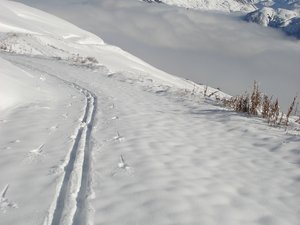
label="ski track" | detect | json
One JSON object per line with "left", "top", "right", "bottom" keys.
{"left": 3, "top": 55, "right": 97, "bottom": 225}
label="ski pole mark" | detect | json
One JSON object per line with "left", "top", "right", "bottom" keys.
{"left": 0, "top": 184, "right": 18, "bottom": 213}
{"left": 24, "top": 144, "right": 45, "bottom": 164}
{"left": 29, "top": 144, "right": 44, "bottom": 155}
{"left": 111, "top": 155, "right": 134, "bottom": 176}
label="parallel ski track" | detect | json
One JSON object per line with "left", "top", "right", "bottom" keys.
{"left": 3, "top": 55, "right": 97, "bottom": 225}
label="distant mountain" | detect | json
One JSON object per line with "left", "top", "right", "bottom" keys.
{"left": 143, "top": 0, "right": 300, "bottom": 38}
{"left": 245, "top": 4, "right": 300, "bottom": 38}
{"left": 144, "top": 0, "right": 256, "bottom": 12}
{"left": 143, "top": 0, "right": 162, "bottom": 3}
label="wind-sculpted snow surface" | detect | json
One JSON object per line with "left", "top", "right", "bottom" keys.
{"left": 3, "top": 52, "right": 299, "bottom": 225}
{"left": 0, "top": 1, "right": 300, "bottom": 225}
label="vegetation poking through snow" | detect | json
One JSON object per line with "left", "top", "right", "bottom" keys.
{"left": 223, "top": 81, "right": 298, "bottom": 126}
{"left": 202, "top": 85, "right": 219, "bottom": 98}
{"left": 249, "top": 81, "right": 261, "bottom": 115}
{"left": 286, "top": 96, "right": 297, "bottom": 126}
{"left": 0, "top": 42, "right": 9, "bottom": 51}
{"left": 69, "top": 54, "right": 99, "bottom": 67}
{"left": 203, "top": 85, "right": 208, "bottom": 97}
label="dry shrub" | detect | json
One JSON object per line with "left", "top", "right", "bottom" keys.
{"left": 223, "top": 93, "right": 249, "bottom": 113}
{"left": 279, "top": 112, "right": 284, "bottom": 125}
{"left": 236, "top": 95, "right": 250, "bottom": 113}
{"left": 262, "top": 95, "right": 270, "bottom": 119}
{"left": 203, "top": 85, "right": 208, "bottom": 97}
{"left": 222, "top": 81, "right": 295, "bottom": 126}
{"left": 285, "top": 96, "right": 297, "bottom": 126}
{"left": 208, "top": 91, "right": 219, "bottom": 98}
{"left": 294, "top": 102, "right": 299, "bottom": 116}
{"left": 268, "top": 99, "right": 280, "bottom": 125}
{"left": 70, "top": 54, "right": 99, "bottom": 66}
{"left": 0, "top": 43, "right": 7, "bottom": 51}
{"left": 202, "top": 85, "right": 219, "bottom": 98}
{"left": 249, "top": 81, "right": 261, "bottom": 115}
{"left": 191, "top": 84, "right": 196, "bottom": 96}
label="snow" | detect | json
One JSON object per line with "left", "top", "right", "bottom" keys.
{"left": 0, "top": 1, "right": 300, "bottom": 225}
{"left": 3, "top": 52, "right": 299, "bottom": 225}
{"left": 146, "top": 0, "right": 256, "bottom": 12}
{"left": 0, "top": 57, "right": 40, "bottom": 111}
{"left": 0, "top": 22, "right": 35, "bottom": 33}
{"left": 0, "top": 55, "right": 87, "bottom": 225}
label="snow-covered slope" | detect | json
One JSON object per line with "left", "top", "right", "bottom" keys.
{"left": 0, "top": 0, "right": 199, "bottom": 89}
{"left": 0, "top": 1, "right": 300, "bottom": 225}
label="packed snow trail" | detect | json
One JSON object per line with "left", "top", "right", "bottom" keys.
{"left": 47, "top": 89, "right": 95, "bottom": 225}
{"left": 2, "top": 53, "right": 300, "bottom": 225}
{"left": 2, "top": 53, "right": 97, "bottom": 225}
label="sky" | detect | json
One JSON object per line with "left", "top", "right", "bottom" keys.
{"left": 14, "top": 0, "right": 300, "bottom": 111}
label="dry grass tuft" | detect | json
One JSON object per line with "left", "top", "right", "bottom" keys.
{"left": 223, "top": 93, "right": 249, "bottom": 113}
{"left": 223, "top": 81, "right": 297, "bottom": 127}
{"left": 249, "top": 81, "right": 261, "bottom": 115}
{"left": 268, "top": 98, "right": 280, "bottom": 125}
{"left": 203, "top": 85, "right": 208, "bottom": 97}
{"left": 285, "top": 96, "right": 297, "bottom": 126}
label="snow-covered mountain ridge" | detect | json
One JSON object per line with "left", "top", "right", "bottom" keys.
{"left": 143, "top": 0, "right": 256, "bottom": 12}
{"left": 245, "top": 6, "right": 300, "bottom": 38}
{"left": 1, "top": 1, "right": 300, "bottom": 225}
{"left": 144, "top": 0, "right": 300, "bottom": 38}
{"left": 144, "top": 0, "right": 300, "bottom": 12}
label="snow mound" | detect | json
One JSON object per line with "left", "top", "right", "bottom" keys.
{"left": 0, "top": 1, "right": 104, "bottom": 45}
{"left": 0, "top": 57, "right": 41, "bottom": 111}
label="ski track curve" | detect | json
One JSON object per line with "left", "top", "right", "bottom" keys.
{"left": 3, "top": 55, "right": 97, "bottom": 225}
